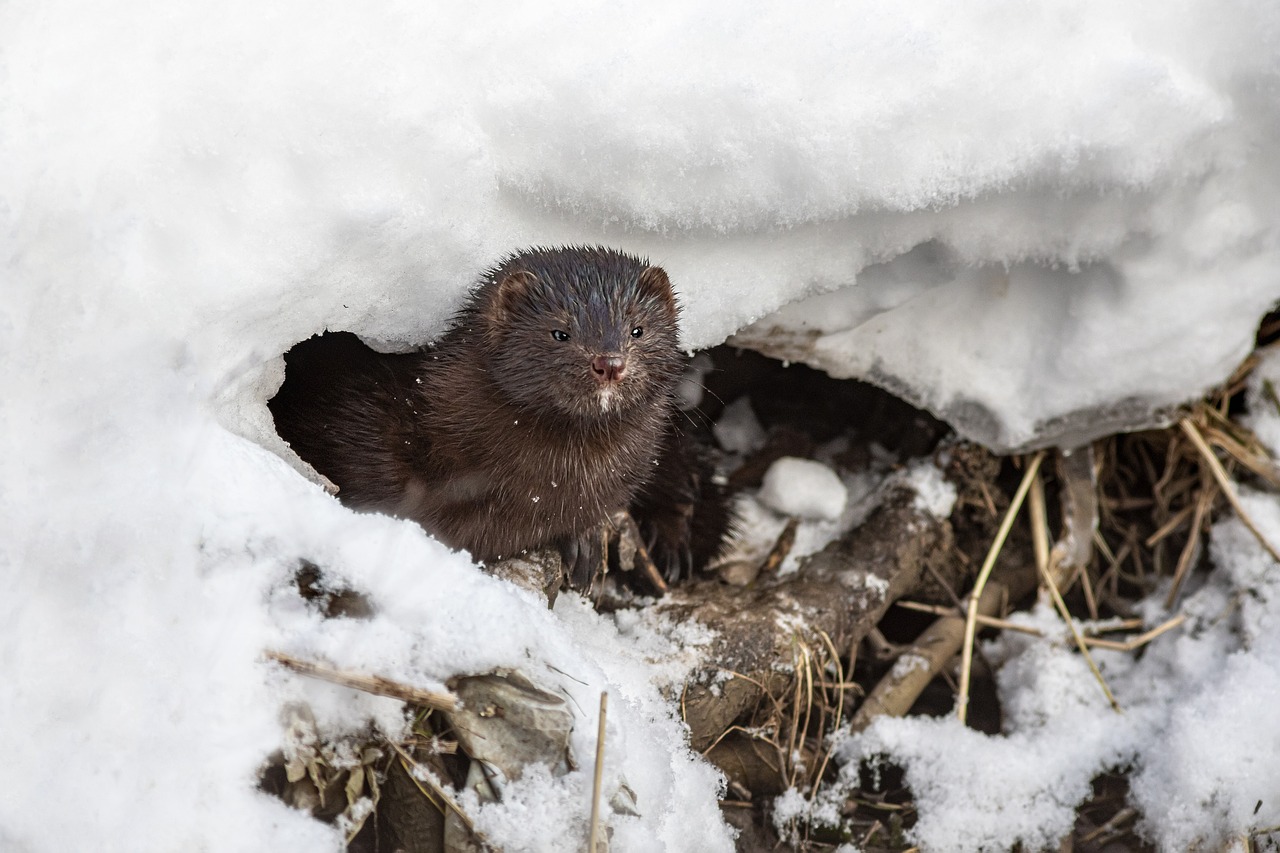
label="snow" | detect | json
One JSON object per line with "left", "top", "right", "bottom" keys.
{"left": 821, "top": 360, "right": 1280, "bottom": 852}
{"left": 713, "top": 396, "right": 767, "bottom": 456}
{"left": 4, "top": 0, "right": 1280, "bottom": 851}
{"left": 835, "top": 496, "right": 1280, "bottom": 852}
{"left": 758, "top": 457, "right": 849, "bottom": 521}
{"left": 898, "top": 457, "right": 958, "bottom": 519}
{"left": 716, "top": 450, "right": 892, "bottom": 577}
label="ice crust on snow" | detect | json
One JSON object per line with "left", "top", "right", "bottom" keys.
{"left": 5, "top": 1, "right": 1280, "bottom": 850}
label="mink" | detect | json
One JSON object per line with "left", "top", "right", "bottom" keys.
{"left": 269, "top": 246, "right": 728, "bottom": 588}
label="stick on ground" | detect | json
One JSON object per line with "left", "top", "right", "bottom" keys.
{"left": 589, "top": 692, "right": 608, "bottom": 853}
{"left": 266, "top": 650, "right": 459, "bottom": 712}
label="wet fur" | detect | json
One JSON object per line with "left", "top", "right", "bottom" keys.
{"left": 270, "top": 247, "right": 695, "bottom": 581}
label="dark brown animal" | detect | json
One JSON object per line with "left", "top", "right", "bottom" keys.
{"left": 270, "top": 246, "right": 716, "bottom": 588}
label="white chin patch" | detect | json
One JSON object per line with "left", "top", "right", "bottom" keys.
{"left": 598, "top": 387, "right": 615, "bottom": 412}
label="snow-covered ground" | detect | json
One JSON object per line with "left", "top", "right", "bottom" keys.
{"left": 826, "top": 352, "right": 1280, "bottom": 851}
{"left": 3, "top": 1, "right": 1279, "bottom": 851}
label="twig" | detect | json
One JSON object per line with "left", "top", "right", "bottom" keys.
{"left": 266, "top": 650, "right": 458, "bottom": 712}
{"left": 1181, "top": 418, "right": 1280, "bottom": 564}
{"left": 760, "top": 517, "right": 800, "bottom": 574}
{"left": 958, "top": 451, "right": 1044, "bottom": 724}
{"left": 1029, "top": 466, "right": 1121, "bottom": 712}
{"left": 589, "top": 692, "right": 608, "bottom": 853}
{"left": 976, "top": 481, "right": 999, "bottom": 517}
{"left": 1144, "top": 503, "right": 1195, "bottom": 548}
{"left": 896, "top": 600, "right": 1044, "bottom": 636}
{"left": 1165, "top": 476, "right": 1217, "bottom": 607}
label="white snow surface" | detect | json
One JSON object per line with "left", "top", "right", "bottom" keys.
{"left": 5, "top": 1, "right": 1280, "bottom": 850}
{"left": 898, "top": 457, "right": 958, "bottom": 519}
{"left": 758, "top": 457, "right": 849, "bottom": 521}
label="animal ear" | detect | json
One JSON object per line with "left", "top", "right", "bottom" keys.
{"left": 494, "top": 269, "right": 539, "bottom": 317}
{"left": 637, "top": 266, "right": 676, "bottom": 308}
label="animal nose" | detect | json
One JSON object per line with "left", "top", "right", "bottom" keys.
{"left": 591, "top": 354, "right": 626, "bottom": 384}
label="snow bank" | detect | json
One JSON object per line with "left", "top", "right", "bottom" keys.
{"left": 4, "top": 0, "right": 1280, "bottom": 850}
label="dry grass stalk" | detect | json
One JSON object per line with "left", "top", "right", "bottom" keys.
{"left": 976, "top": 481, "right": 999, "bottom": 517}
{"left": 1080, "top": 807, "right": 1138, "bottom": 844}
{"left": 1180, "top": 418, "right": 1280, "bottom": 564}
{"left": 808, "top": 629, "right": 847, "bottom": 798}
{"left": 1081, "top": 614, "right": 1187, "bottom": 652}
{"left": 958, "top": 450, "right": 1045, "bottom": 724}
{"left": 787, "top": 641, "right": 815, "bottom": 789}
{"left": 1202, "top": 422, "right": 1280, "bottom": 489}
{"left": 1031, "top": 471, "right": 1121, "bottom": 713}
{"left": 588, "top": 692, "right": 608, "bottom": 853}
{"left": 266, "top": 650, "right": 459, "bottom": 712}
{"left": 1092, "top": 530, "right": 1133, "bottom": 603}
{"left": 1076, "top": 559, "right": 1100, "bottom": 620}
{"left": 895, "top": 600, "right": 1044, "bottom": 636}
{"left": 1165, "top": 474, "right": 1217, "bottom": 607}
{"left": 709, "top": 632, "right": 849, "bottom": 801}
{"left": 1085, "top": 618, "right": 1145, "bottom": 634}
{"left": 1040, "top": 555, "right": 1121, "bottom": 712}
{"left": 898, "top": 599, "right": 1180, "bottom": 651}
{"left": 1030, "top": 459, "right": 1051, "bottom": 574}
{"left": 1144, "top": 503, "right": 1195, "bottom": 548}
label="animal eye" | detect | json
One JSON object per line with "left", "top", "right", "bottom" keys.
{"left": 631, "top": 326, "right": 644, "bottom": 338}
{"left": 551, "top": 330, "right": 570, "bottom": 342}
